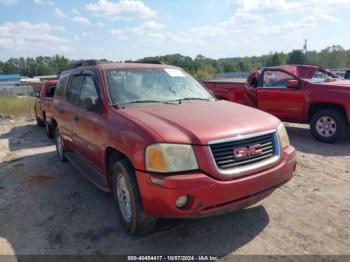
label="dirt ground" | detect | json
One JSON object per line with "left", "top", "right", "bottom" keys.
{"left": 0, "top": 118, "right": 349, "bottom": 257}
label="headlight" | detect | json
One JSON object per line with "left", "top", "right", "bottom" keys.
{"left": 278, "top": 123, "right": 290, "bottom": 149}
{"left": 145, "top": 144, "right": 198, "bottom": 173}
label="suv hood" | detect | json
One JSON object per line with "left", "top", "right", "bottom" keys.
{"left": 122, "top": 100, "right": 280, "bottom": 145}
{"left": 320, "top": 80, "right": 350, "bottom": 88}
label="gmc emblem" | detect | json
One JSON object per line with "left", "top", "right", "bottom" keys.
{"left": 234, "top": 144, "right": 263, "bottom": 159}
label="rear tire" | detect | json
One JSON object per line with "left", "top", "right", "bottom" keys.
{"left": 112, "top": 159, "right": 157, "bottom": 235}
{"left": 36, "top": 116, "right": 44, "bottom": 127}
{"left": 310, "top": 109, "right": 347, "bottom": 143}
{"left": 55, "top": 127, "right": 67, "bottom": 162}
{"left": 45, "top": 119, "right": 54, "bottom": 138}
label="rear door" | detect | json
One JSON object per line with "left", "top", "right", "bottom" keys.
{"left": 73, "top": 72, "right": 105, "bottom": 171}
{"left": 42, "top": 83, "right": 56, "bottom": 118}
{"left": 58, "top": 74, "right": 83, "bottom": 149}
{"left": 257, "top": 70, "right": 306, "bottom": 121}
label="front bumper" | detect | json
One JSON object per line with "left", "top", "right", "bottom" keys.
{"left": 136, "top": 146, "right": 296, "bottom": 218}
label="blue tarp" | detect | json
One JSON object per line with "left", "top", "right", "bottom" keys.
{"left": 0, "top": 74, "right": 21, "bottom": 81}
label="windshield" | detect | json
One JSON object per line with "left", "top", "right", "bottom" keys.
{"left": 310, "top": 69, "right": 338, "bottom": 83}
{"left": 106, "top": 68, "right": 213, "bottom": 106}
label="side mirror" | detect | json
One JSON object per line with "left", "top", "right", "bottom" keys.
{"left": 286, "top": 79, "right": 299, "bottom": 89}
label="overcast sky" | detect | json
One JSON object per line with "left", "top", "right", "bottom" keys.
{"left": 0, "top": 0, "right": 350, "bottom": 61}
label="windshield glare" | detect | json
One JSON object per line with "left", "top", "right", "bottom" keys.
{"left": 106, "top": 68, "right": 212, "bottom": 105}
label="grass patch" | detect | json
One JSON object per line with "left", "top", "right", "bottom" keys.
{"left": 0, "top": 96, "right": 37, "bottom": 116}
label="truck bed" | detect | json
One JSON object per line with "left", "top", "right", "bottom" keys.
{"left": 203, "top": 79, "right": 247, "bottom": 105}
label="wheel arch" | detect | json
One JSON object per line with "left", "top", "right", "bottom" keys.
{"left": 105, "top": 147, "right": 133, "bottom": 185}
{"left": 307, "top": 102, "right": 348, "bottom": 122}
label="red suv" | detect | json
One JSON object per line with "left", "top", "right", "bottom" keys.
{"left": 34, "top": 80, "right": 58, "bottom": 138}
{"left": 49, "top": 60, "right": 296, "bottom": 234}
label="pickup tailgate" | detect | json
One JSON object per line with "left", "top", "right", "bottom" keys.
{"left": 203, "top": 80, "right": 247, "bottom": 105}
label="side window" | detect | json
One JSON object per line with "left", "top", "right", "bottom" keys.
{"left": 79, "top": 75, "right": 99, "bottom": 109}
{"left": 263, "top": 71, "right": 295, "bottom": 88}
{"left": 344, "top": 70, "right": 350, "bottom": 80}
{"left": 46, "top": 84, "right": 56, "bottom": 97}
{"left": 66, "top": 75, "right": 83, "bottom": 106}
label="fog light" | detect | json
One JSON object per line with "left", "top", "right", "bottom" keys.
{"left": 176, "top": 195, "right": 188, "bottom": 208}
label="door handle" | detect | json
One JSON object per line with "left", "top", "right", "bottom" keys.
{"left": 74, "top": 115, "right": 80, "bottom": 122}
{"left": 260, "top": 91, "right": 269, "bottom": 97}
{"left": 58, "top": 109, "right": 64, "bottom": 114}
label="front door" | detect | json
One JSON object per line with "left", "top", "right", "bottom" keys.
{"left": 257, "top": 70, "right": 305, "bottom": 121}
{"left": 74, "top": 73, "right": 104, "bottom": 171}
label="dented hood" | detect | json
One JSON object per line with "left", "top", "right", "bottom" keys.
{"left": 319, "top": 80, "right": 350, "bottom": 88}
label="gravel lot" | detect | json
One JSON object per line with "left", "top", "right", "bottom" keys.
{"left": 0, "top": 118, "right": 349, "bottom": 257}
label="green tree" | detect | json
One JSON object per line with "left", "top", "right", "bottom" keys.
{"left": 318, "top": 45, "right": 347, "bottom": 69}
{"left": 288, "top": 50, "right": 306, "bottom": 64}
{"left": 1, "top": 45, "right": 350, "bottom": 78}
{"left": 1, "top": 59, "right": 19, "bottom": 74}
{"left": 50, "top": 55, "right": 69, "bottom": 74}
{"left": 265, "top": 52, "right": 287, "bottom": 67}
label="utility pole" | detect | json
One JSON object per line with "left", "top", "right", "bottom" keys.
{"left": 304, "top": 39, "right": 308, "bottom": 63}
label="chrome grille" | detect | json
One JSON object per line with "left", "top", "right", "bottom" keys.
{"left": 210, "top": 132, "right": 278, "bottom": 171}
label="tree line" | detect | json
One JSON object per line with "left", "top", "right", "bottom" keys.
{"left": 0, "top": 45, "right": 349, "bottom": 80}
{"left": 138, "top": 45, "right": 350, "bottom": 79}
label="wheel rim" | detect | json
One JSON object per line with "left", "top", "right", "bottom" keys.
{"left": 56, "top": 129, "right": 63, "bottom": 158}
{"left": 116, "top": 175, "right": 132, "bottom": 223}
{"left": 316, "top": 116, "right": 337, "bottom": 138}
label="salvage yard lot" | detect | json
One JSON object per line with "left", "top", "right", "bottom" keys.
{"left": 0, "top": 118, "right": 349, "bottom": 256}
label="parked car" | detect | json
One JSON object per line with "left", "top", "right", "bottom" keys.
{"left": 48, "top": 60, "right": 296, "bottom": 235}
{"left": 345, "top": 69, "right": 350, "bottom": 80}
{"left": 204, "top": 65, "right": 350, "bottom": 143}
{"left": 34, "top": 80, "right": 58, "bottom": 138}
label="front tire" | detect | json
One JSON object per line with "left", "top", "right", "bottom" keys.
{"left": 310, "top": 109, "right": 347, "bottom": 143}
{"left": 112, "top": 159, "right": 157, "bottom": 235}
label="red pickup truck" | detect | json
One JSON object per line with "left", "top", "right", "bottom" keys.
{"left": 48, "top": 60, "right": 296, "bottom": 235}
{"left": 34, "top": 80, "right": 58, "bottom": 138}
{"left": 204, "top": 65, "right": 350, "bottom": 143}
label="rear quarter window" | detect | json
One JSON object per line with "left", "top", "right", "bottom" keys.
{"left": 66, "top": 75, "right": 83, "bottom": 106}
{"left": 55, "top": 73, "right": 69, "bottom": 97}
{"left": 46, "top": 84, "right": 56, "bottom": 97}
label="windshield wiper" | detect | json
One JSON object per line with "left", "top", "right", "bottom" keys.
{"left": 175, "top": 97, "right": 212, "bottom": 102}
{"left": 119, "top": 100, "right": 177, "bottom": 106}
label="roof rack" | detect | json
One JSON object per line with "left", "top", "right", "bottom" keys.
{"left": 138, "top": 60, "right": 164, "bottom": 65}
{"left": 64, "top": 59, "right": 110, "bottom": 70}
